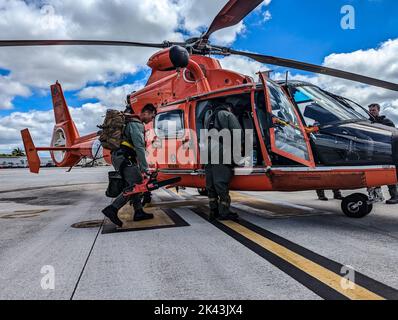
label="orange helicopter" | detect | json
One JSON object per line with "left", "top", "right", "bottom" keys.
{"left": 2, "top": 0, "right": 398, "bottom": 218}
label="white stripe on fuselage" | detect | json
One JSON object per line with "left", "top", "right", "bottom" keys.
{"left": 159, "top": 165, "right": 396, "bottom": 176}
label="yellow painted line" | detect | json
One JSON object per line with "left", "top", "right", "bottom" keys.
{"left": 222, "top": 220, "right": 384, "bottom": 301}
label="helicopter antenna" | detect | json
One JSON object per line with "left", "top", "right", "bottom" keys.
{"left": 285, "top": 71, "right": 289, "bottom": 86}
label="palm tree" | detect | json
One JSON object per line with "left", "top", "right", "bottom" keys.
{"left": 11, "top": 147, "right": 25, "bottom": 157}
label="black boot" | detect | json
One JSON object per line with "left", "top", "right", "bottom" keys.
{"left": 386, "top": 186, "right": 398, "bottom": 204}
{"left": 218, "top": 200, "right": 239, "bottom": 222}
{"left": 333, "top": 190, "right": 344, "bottom": 200}
{"left": 102, "top": 205, "right": 123, "bottom": 227}
{"left": 208, "top": 199, "right": 219, "bottom": 221}
{"left": 134, "top": 209, "right": 154, "bottom": 221}
{"left": 317, "top": 190, "right": 328, "bottom": 201}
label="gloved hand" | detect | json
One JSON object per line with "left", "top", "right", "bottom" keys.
{"left": 235, "top": 156, "right": 252, "bottom": 167}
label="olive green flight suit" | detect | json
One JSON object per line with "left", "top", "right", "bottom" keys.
{"left": 111, "top": 117, "right": 148, "bottom": 212}
{"left": 205, "top": 108, "right": 242, "bottom": 217}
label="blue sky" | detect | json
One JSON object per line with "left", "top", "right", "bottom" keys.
{"left": 1, "top": 0, "right": 397, "bottom": 117}
{"left": 244, "top": 0, "right": 398, "bottom": 59}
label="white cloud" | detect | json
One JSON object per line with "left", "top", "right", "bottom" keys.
{"left": 263, "top": 10, "right": 272, "bottom": 22}
{"left": 176, "top": 0, "right": 240, "bottom": 45}
{"left": 0, "top": 102, "right": 109, "bottom": 153}
{"left": 383, "top": 100, "right": 398, "bottom": 125}
{"left": 0, "top": 75, "right": 31, "bottom": 109}
{"left": 0, "top": 0, "right": 182, "bottom": 93}
{"left": 78, "top": 81, "right": 146, "bottom": 107}
{"left": 176, "top": 0, "right": 270, "bottom": 45}
{"left": 219, "top": 55, "right": 266, "bottom": 79}
{"left": 324, "top": 39, "right": 398, "bottom": 83}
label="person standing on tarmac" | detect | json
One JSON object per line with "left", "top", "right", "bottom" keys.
{"left": 205, "top": 103, "right": 242, "bottom": 222}
{"left": 102, "top": 104, "right": 157, "bottom": 227}
{"left": 316, "top": 190, "right": 343, "bottom": 201}
{"left": 368, "top": 103, "right": 398, "bottom": 205}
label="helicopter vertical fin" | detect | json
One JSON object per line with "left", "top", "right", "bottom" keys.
{"left": 21, "top": 129, "right": 41, "bottom": 174}
{"left": 50, "top": 81, "right": 80, "bottom": 145}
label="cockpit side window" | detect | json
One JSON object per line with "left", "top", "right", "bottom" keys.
{"left": 155, "top": 110, "right": 184, "bottom": 139}
{"left": 268, "top": 83, "right": 300, "bottom": 127}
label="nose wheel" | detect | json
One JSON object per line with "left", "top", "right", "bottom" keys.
{"left": 341, "top": 193, "right": 373, "bottom": 218}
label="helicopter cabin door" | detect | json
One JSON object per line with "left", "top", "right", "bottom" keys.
{"left": 259, "top": 72, "right": 315, "bottom": 167}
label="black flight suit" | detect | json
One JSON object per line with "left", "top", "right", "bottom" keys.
{"left": 371, "top": 115, "right": 398, "bottom": 202}
{"left": 372, "top": 115, "right": 395, "bottom": 127}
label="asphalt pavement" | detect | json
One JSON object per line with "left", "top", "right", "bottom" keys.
{"left": 0, "top": 167, "right": 397, "bottom": 300}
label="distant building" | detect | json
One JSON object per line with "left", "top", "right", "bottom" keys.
{"left": 0, "top": 156, "right": 54, "bottom": 169}
{"left": 0, "top": 156, "right": 108, "bottom": 169}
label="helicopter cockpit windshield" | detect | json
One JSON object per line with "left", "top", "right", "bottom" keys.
{"left": 290, "top": 85, "right": 367, "bottom": 127}
{"left": 332, "top": 95, "right": 371, "bottom": 120}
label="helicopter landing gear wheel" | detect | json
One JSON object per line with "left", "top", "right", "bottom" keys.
{"left": 341, "top": 193, "right": 373, "bottom": 218}
{"left": 197, "top": 188, "right": 208, "bottom": 196}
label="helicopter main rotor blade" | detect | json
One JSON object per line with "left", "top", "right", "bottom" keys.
{"left": 202, "top": 0, "right": 264, "bottom": 41}
{"left": 0, "top": 40, "right": 170, "bottom": 49}
{"left": 230, "top": 49, "right": 398, "bottom": 92}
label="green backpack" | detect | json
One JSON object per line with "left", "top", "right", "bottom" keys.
{"left": 98, "top": 110, "right": 125, "bottom": 151}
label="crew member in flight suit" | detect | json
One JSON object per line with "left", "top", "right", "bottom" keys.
{"left": 368, "top": 103, "right": 398, "bottom": 204}
{"left": 205, "top": 103, "right": 242, "bottom": 221}
{"left": 102, "top": 104, "right": 157, "bottom": 227}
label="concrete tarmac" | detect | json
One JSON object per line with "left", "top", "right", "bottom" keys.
{"left": 0, "top": 167, "right": 397, "bottom": 300}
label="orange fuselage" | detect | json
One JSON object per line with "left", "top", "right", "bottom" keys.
{"left": 22, "top": 52, "right": 398, "bottom": 192}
